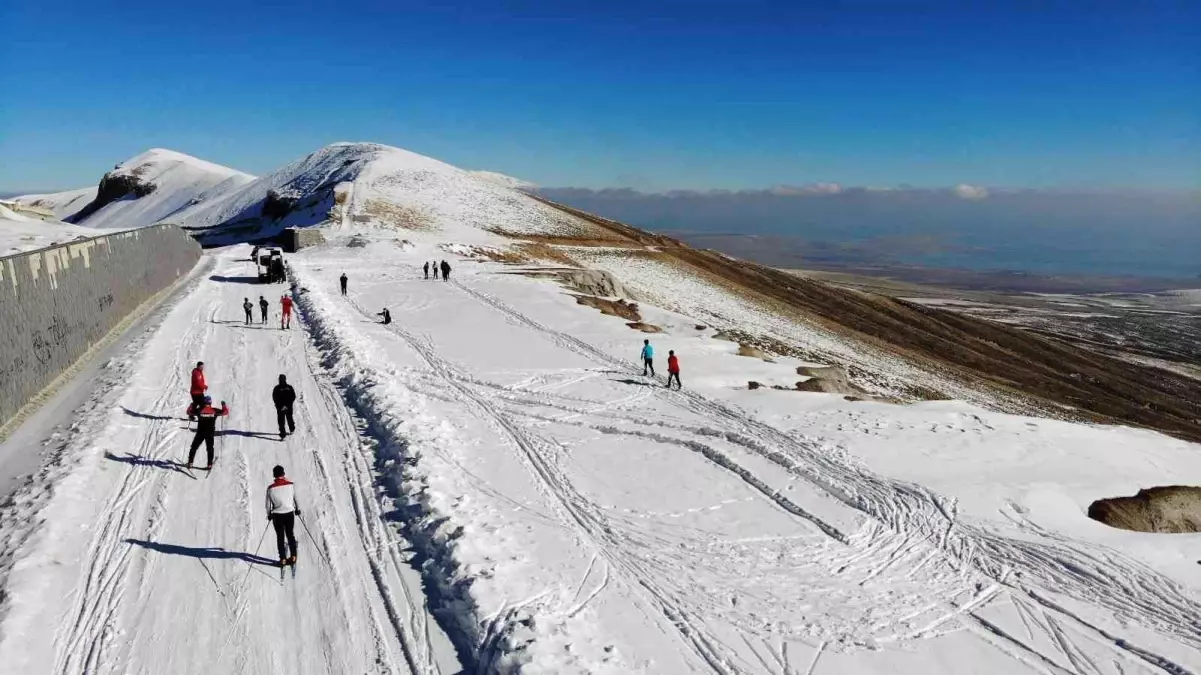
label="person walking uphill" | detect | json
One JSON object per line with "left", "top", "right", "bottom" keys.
{"left": 440, "top": 260, "right": 451, "bottom": 281}
{"left": 272, "top": 374, "right": 297, "bottom": 440}
{"left": 266, "top": 465, "right": 300, "bottom": 567}
{"left": 339, "top": 273, "right": 348, "bottom": 296}
{"left": 641, "top": 339, "right": 655, "bottom": 376}
{"left": 188, "top": 362, "right": 207, "bottom": 422}
{"left": 243, "top": 297, "right": 253, "bottom": 325}
{"left": 280, "top": 294, "right": 293, "bottom": 329}
{"left": 187, "top": 395, "right": 229, "bottom": 470}
{"left": 666, "top": 350, "right": 681, "bottom": 390}
{"left": 258, "top": 296, "right": 269, "bottom": 324}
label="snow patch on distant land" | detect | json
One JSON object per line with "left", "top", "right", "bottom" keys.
{"left": 0, "top": 206, "right": 115, "bottom": 255}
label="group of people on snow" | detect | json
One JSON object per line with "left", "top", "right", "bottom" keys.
{"left": 241, "top": 295, "right": 293, "bottom": 328}
{"left": 423, "top": 260, "right": 452, "bottom": 281}
{"left": 641, "top": 339, "right": 682, "bottom": 389}
{"left": 185, "top": 360, "right": 302, "bottom": 567}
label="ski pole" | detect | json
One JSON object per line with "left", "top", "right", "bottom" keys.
{"left": 297, "top": 514, "right": 332, "bottom": 568}
{"left": 237, "top": 522, "right": 271, "bottom": 590}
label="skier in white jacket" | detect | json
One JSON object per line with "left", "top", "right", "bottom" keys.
{"left": 266, "top": 465, "right": 300, "bottom": 566}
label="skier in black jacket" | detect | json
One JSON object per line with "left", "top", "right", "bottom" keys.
{"left": 243, "top": 297, "right": 253, "bottom": 325}
{"left": 188, "top": 396, "right": 229, "bottom": 470}
{"left": 440, "top": 260, "right": 451, "bottom": 281}
{"left": 272, "top": 374, "right": 297, "bottom": 440}
{"left": 258, "top": 296, "right": 269, "bottom": 324}
{"left": 377, "top": 308, "right": 391, "bottom": 324}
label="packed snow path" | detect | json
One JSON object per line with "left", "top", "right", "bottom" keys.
{"left": 0, "top": 251, "right": 458, "bottom": 674}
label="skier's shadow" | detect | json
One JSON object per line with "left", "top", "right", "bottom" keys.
{"left": 221, "top": 429, "right": 280, "bottom": 440}
{"left": 105, "top": 451, "right": 193, "bottom": 478}
{"left": 611, "top": 378, "right": 655, "bottom": 387}
{"left": 121, "top": 407, "right": 180, "bottom": 422}
{"left": 126, "top": 539, "right": 278, "bottom": 566}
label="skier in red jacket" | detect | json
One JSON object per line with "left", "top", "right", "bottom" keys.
{"left": 188, "top": 362, "right": 207, "bottom": 421}
{"left": 666, "top": 351, "right": 681, "bottom": 390}
{"left": 280, "top": 295, "right": 294, "bottom": 329}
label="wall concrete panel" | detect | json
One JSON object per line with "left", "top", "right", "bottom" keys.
{"left": 0, "top": 224, "right": 200, "bottom": 427}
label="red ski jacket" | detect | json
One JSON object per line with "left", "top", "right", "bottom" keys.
{"left": 667, "top": 355, "right": 680, "bottom": 373}
{"left": 280, "top": 296, "right": 294, "bottom": 313}
{"left": 190, "top": 368, "right": 207, "bottom": 395}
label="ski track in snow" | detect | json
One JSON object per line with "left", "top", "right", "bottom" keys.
{"left": 0, "top": 250, "right": 458, "bottom": 675}
{"left": 360, "top": 269, "right": 1197, "bottom": 673}
{"left": 2, "top": 238, "right": 1198, "bottom": 674}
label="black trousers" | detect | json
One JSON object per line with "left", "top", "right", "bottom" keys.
{"left": 244, "top": 309, "right": 252, "bottom": 324}
{"left": 340, "top": 284, "right": 347, "bottom": 295}
{"left": 260, "top": 307, "right": 267, "bottom": 323}
{"left": 277, "top": 406, "right": 295, "bottom": 436}
{"left": 188, "top": 429, "right": 214, "bottom": 466}
{"left": 643, "top": 357, "right": 655, "bottom": 376}
{"left": 272, "top": 513, "right": 297, "bottom": 560}
{"left": 190, "top": 393, "right": 205, "bottom": 418}
{"left": 667, "top": 372, "right": 681, "bottom": 389}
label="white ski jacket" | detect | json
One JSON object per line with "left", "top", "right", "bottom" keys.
{"left": 266, "top": 478, "right": 299, "bottom": 515}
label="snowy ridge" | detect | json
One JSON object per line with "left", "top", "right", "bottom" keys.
{"left": 11, "top": 187, "right": 98, "bottom": 221}
{"left": 467, "top": 170, "right": 537, "bottom": 190}
{"left": 175, "top": 143, "right": 599, "bottom": 244}
{"left": 14, "top": 149, "right": 253, "bottom": 229}
{"left": 0, "top": 204, "right": 115, "bottom": 255}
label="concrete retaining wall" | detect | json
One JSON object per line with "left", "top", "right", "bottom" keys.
{"left": 0, "top": 224, "right": 200, "bottom": 428}
{"left": 282, "top": 227, "right": 325, "bottom": 252}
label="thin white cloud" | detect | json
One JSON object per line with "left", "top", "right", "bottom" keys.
{"left": 952, "top": 184, "right": 989, "bottom": 199}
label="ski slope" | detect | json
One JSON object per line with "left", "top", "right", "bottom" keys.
{"left": 0, "top": 251, "right": 458, "bottom": 675}
{"left": 1, "top": 140, "right": 1198, "bottom": 673}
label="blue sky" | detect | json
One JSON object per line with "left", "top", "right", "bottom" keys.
{"left": 1, "top": 0, "right": 1197, "bottom": 192}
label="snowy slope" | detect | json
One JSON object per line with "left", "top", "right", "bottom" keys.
{"left": 1, "top": 143, "right": 1198, "bottom": 674}
{"left": 172, "top": 143, "right": 603, "bottom": 245}
{"left": 13, "top": 187, "right": 98, "bottom": 221}
{"left": 0, "top": 204, "right": 114, "bottom": 255}
{"left": 467, "top": 170, "right": 537, "bottom": 190}
{"left": 15, "top": 149, "right": 253, "bottom": 230}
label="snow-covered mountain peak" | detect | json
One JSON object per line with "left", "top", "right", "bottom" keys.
{"left": 176, "top": 142, "right": 600, "bottom": 245}
{"left": 15, "top": 148, "right": 254, "bottom": 228}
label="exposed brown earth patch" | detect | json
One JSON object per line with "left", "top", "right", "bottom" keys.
{"left": 1088, "top": 486, "right": 1201, "bottom": 533}
{"left": 627, "top": 322, "right": 662, "bottom": 333}
{"left": 361, "top": 199, "right": 435, "bottom": 230}
{"left": 575, "top": 295, "right": 641, "bottom": 321}
{"left": 736, "top": 344, "right": 773, "bottom": 361}
{"left": 528, "top": 200, "right": 1201, "bottom": 442}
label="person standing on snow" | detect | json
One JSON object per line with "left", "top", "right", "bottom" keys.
{"left": 259, "top": 296, "right": 269, "bottom": 324}
{"left": 280, "top": 294, "right": 294, "bottom": 329}
{"left": 431, "top": 260, "right": 439, "bottom": 279}
{"left": 188, "top": 361, "right": 207, "bottom": 421}
{"left": 666, "top": 350, "right": 681, "bottom": 390}
{"left": 423, "top": 261, "right": 429, "bottom": 279}
{"left": 272, "top": 374, "right": 297, "bottom": 440}
{"left": 243, "top": 297, "right": 253, "bottom": 325}
{"left": 640, "top": 339, "right": 655, "bottom": 376}
{"left": 377, "top": 308, "right": 391, "bottom": 324}
{"left": 339, "top": 273, "right": 348, "bottom": 296}
{"left": 187, "top": 395, "right": 229, "bottom": 471}
{"left": 440, "top": 260, "right": 451, "bottom": 281}
{"left": 266, "top": 465, "right": 300, "bottom": 567}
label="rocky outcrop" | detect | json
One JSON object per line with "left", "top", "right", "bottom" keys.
{"left": 262, "top": 188, "right": 302, "bottom": 220}
{"left": 67, "top": 168, "right": 156, "bottom": 223}
{"left": 794, "top": 365, "right": 866, "bottom": 396}
{"left": 557, "top": 269, "right": 638, "bottom": 300}
{"left": 1088, "top": 486, "right": 1201, "bottom": 533}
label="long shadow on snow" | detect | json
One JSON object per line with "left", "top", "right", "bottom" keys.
{"left": 121, "top": 407, "right": 184, "bottom": 422}
{"left": 219, "top": 429, "right": 280, "bottom": 441}
{"left": 126, "top": 538, "right": 278, "bottom": 566}
{"left": 105, "top": 452, "right": 194, "bottom": 479}
{"left": 208, "top": 274, "right": 260, "bottom": 284}
{"left": 611, "top": 378, "right": 655, "bottom": 387}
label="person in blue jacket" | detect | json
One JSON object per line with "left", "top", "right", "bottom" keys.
{"left": 640, "top": 339, "right": 655, "bottom": 376}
